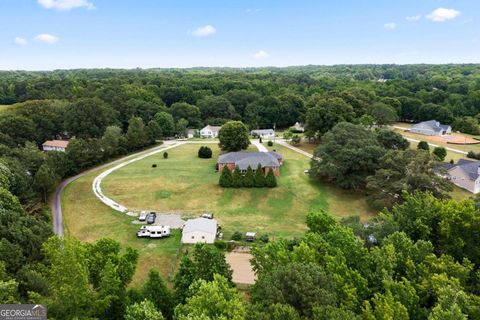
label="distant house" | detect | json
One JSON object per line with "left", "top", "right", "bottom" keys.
{"left": 409, "top": 120, "right": 451, "bottom": 136}
{"left": 200, "top": 125, "right": 221, "bottom": 138}
{"left": 218, "top": 151, "right": 283, "bottom": 176}
{"left": 443, "top": 159, "right": 480, "bottom": 194}
{"left": 42, "top": 140, "right": 69, "bottom": 152}
{"left": 292, "top": 122, "right": 305, "bottom": 132}
{"left": 251, "top": 129, "right": 274, "bottom": 139}
{"left": 181, "top": 218, "right": 218, "bottom": 244}
{"left": 186, "top": 128, "right": 197, "bottom": 139}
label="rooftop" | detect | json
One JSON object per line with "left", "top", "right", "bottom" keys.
{"left": 183, "top": 218, "right": 217, "bottom": 234}
{"left": 447, "top": 159, "right": 480, "bottom": 180}
{"left": 42, "top": 140, "right": 69, "bottom": 148}
{"left": 218, "top": 151, "right": 282, "bottom": 170}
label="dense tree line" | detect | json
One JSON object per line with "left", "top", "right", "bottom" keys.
{"left": 2, "top": 65, "right": 480, "bottom": 136}
{"left": 311, "top": 122, "right": 452, "bottom": 209}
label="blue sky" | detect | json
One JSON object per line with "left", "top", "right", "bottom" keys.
{"left": 0, "top": 0, "right": 479, "bottom": 70}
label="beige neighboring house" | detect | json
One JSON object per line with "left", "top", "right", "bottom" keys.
{"left": 444, "top": 159, "right": 480, "bottom": 194}
{"left": 181, "top": 218, "right": 218, "bottom": 244}
{"left": 200, "top": 125, "right": 221, "bottom": 138}
{"left": 186, "top": 128, "right": 197, "bottom": 139}
{"left": 42, "top": 140, "right": 69, "bottom": 152}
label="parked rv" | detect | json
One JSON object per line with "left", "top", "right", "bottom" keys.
{"left": 137, "top": 225, "right": 171, "bottom": 238}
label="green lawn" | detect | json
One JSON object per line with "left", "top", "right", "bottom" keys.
{"left": 102, "top": 143, "right": 372, "bottom": 240}
{"left": 62, "top": 168, "right": 183, "bottom": 287}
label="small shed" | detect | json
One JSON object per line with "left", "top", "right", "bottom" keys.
{"left": 181, "top": 218, "right": 217, "bottom": 244}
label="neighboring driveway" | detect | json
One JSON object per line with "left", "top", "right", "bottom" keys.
{"left": 251, "top": 139, "right": 269, "bottom": 152}
{"left": 276, "top": 139, "right": 314, "bottom": 158}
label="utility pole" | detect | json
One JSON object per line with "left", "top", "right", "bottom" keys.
{"left": 273, "top": 122, "right": 276, "bottom": 145}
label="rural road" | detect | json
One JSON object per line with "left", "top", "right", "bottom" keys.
{"left": 392, "top": 126, "right": 468, "bottom": 155}
{"left": 51, "top": 140, "right": 181, "bottom": 236}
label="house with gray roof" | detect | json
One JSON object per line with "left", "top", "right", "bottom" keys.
{"left": 181, "top": 218, "right": 218, "bottom": 244}
{"left": 218, "top": 151, "right": 283, "bottom": 176}
{"left": 251, "top": 129, "right": 275, "bottom": 139}
{"left": 445, "top": 159, "right": 480, "bottom": 194}
{"left": 200, "top": 125, "right": 222, "bottom": 138}
{"left": 409, "top": 120, "right": 451, "bottom": 136}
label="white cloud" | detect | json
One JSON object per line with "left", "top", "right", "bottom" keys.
{"left": 35, "top": 34, "right": 59, "bottom": 44}
{"left": 384, "top": 22, "right": 397, "bottom": 30}
{"left": 38, "top": 0, "right": 94, "bottom": 11}
{"left": 426, "top": 8, "right": 460, "bottom": 22}
{"left": 406, "top": 15, "right": 421, "bottom": 22}
{"left": 191, "top": 25, "right": 216, "bottom": 37}
{"left": 14, "top": 37, "right": 27, "bottom": 46}
{"left": 252, "top": 50, "right": 270, "bottom": 59}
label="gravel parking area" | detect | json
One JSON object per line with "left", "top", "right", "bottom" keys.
{"left": 154, "top": 214, "right": 185, "bottom": 228}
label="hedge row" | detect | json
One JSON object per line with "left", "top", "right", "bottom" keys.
{"left": 219, "top": 164, "right": 277, "bottom": 188}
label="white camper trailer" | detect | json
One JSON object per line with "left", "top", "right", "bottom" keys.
{"left": 137, "top": 225, "right": 171, "bottom": 238}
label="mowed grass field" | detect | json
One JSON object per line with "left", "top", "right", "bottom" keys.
{"left": 102, "top": 143, "right": 372, "bottom": 240}
{"left": 62, "top": 168, "right": 183, "bottom": 287}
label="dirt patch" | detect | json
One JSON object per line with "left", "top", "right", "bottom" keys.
{"left": 226, "top": 252, "right": 256, "bottom": 285}
{"left": 428, "top": 133, "right": 479, "bottom": 145}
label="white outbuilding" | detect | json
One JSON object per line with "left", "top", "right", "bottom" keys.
{"left": 181, "top": 218, "right": 217, "bottom": 244}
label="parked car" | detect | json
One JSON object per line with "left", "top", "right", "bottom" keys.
{"left": 200, "top": 212, "right": 214, "bottom": 219}
{"left": 138, "top": 211, "right": 147, "bottom": 221}
{"left": 146, "top": 212, "right": 156, "bottom": 224}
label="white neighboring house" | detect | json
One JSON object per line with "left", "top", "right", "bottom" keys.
{"left": 186, "top": 129, "right": 197, "bottom": 139}
{"left": 181, "top": 218, "right": 217, "bottom": 244}
{"left": 409, "top": 120, "right": 451, "bottom": 136}
{"left": 444, "top": 159, "right": 480, "bottom": 194}
{"left": 292, "top": 122, "right": 305, "bottom": 132}
{"left": 42, "top": 140, "right": 69, "bottom": 152}
{"left": 200, "top": 125, "right": 221, "bottom": 138}
{"left": 251, "top": 129, "right": 275, "bottom": 139}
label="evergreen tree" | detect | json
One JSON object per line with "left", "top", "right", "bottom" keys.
{"left": 254, "top": 164, "right": 266, "bottom": 187}
{"left": 232, "top": 166, "right": 243, "bottom": 188}
{"left": 219, "top": 167, "right": 233, "bottom": 188}
{"left": 243, "top": 166, "right": 254, "bottom": 187}
{"left": 265, "top": 169, "right": 277, "bottom": 188}
{"left": 141, "top": 270, "right": 173, "bottom": 320}
{"left": 33, "top": 163, "right": 59, "bottom": 203}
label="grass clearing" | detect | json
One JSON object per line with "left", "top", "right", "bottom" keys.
{"left": 102, "top": 143, "right": 372, "bottom": 240}
{"left": 62, "top": 167, "right": 182, "bottom": 287}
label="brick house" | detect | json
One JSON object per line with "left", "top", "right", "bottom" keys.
{"left": 217, "top": 151, "right": 283, "bottom": 176}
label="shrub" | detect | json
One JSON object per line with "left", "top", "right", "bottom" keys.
{"left": 198, "top": 146, "right": 213, "bottom": 159}
{"left": 243, "top": 166, "right": 255, "bottom": 187}
{"left": 219, "top": 166, "right": 233, "bottom": 187}
{"left": 231, "top": 231, "right": 242, "bottom": 241}
{"left": 232, "top": 167, "right": 243, "bottom": 188}
{"left": 265, "top": 169, "right": 278, "bottom": 188}
{"left": 267, "top": 140, "right": 273, "bottom": 147}
{"left": 254, "top": 164, "right": 266, "bottom": 187}
{"left": 214, "top": 240, "right": 227, "bottom": 250}
{"left": 226, "top": 241, "right": 236, "bottom": 252}
{"left": 417, "top": 141, "right": 430, "bottom": 151}
{"left": 291, "top": 135, "right": 301, "bottom": 145}
{"left": 152, "top": 164, "right": 157, "bottom": 168}
{"left": 432, "top": 147, "right": 447, "bottom": 161}
{"left": 163, "top": 151, "right": 168, "bottom": 159}
{"left": 259, "top": 234, "right": 269, "bottom": 243}
{"left": 468, "top": 151, "right": 480, "bottom": 160}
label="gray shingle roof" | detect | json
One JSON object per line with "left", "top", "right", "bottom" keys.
{"left": 251, "top": 129, "right": 274, "bottom": 135}
{"left": 411, "top": 120, "right": 451, "bottom": 133}
{"left": 218, "top": 151, "right": 281, "bottom": 170}
{"left": 448, "top": 159, "right": 480, "bottom": 180}
{"left": 183, "top": 218, "right": 217, "bottom": 234}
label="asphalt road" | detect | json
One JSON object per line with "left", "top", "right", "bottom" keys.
{"left": 50, "top": 142, "right": 178, "bottom": 236}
